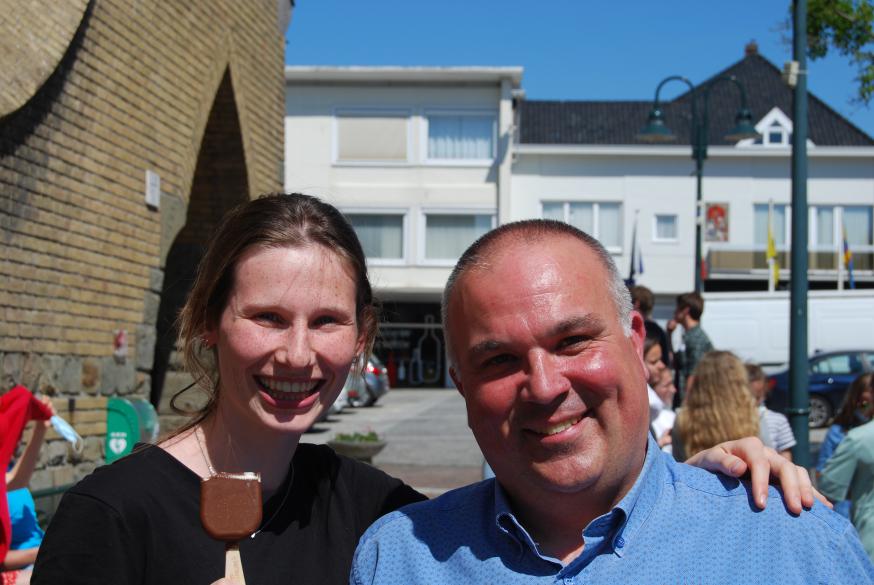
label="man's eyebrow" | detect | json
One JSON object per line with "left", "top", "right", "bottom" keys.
{"left": 468, "top": 339, "right": 506, "bottom": 359}
{"left": 548, "top": 314, "right": 604, "bottom": 337}
{"left": 466, "top": 315, "right": 604, "bottom": 359}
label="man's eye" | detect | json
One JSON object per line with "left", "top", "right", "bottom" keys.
{"left": 558, "top": 335, "right": 588, "bottom": 350}
{"left": 483, "top": 354, "right": 516, "bottom": 368}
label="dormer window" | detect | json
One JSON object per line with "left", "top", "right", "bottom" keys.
{"left": 737, "top": 107, "right": 810, "bottom": 148}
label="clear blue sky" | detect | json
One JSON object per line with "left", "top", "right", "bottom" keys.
{"left": 284, "top": 0, "right": 874, "bottom": 139}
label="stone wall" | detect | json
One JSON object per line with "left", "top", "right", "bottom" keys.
{"left": 1, "top": 0, "right": 286, "bottom": 490}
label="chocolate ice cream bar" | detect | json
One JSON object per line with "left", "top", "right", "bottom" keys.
{"left": 200, "top": 472, "right": 263, "bottom": 541}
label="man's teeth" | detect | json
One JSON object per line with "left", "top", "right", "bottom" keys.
{"left": 258, "top": 378, "right": 318, "bottom": 396}
{"left": 539, "top": 416, "right": 583, "bottom": 436}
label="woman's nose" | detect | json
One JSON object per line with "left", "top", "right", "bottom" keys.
{"left": 275, "top": 328, "right": 315, "bottom": 368}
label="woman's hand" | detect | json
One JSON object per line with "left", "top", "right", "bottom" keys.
{"left": 686, "top": 436, "right": 831, "bottom": 515}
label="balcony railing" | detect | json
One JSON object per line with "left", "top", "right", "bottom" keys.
{"left": 706, "top": 244, "right": 874, "bottom": 279}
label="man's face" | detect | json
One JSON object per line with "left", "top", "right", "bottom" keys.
{"left": 448, "top": 235, "right": 649, "bottom": 504}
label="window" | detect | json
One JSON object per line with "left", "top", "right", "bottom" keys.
{"left": 653, "top": 214, "right": 678, "bottom": 241}
{"left": 542, "top": 201, "right": 622, "bottom": 250}
{"left": 737, "top": 108, "right": 805, "bottom": 148}
{"left": 426, "top": 112, "right": 496, "bottom": 161}
{"left": 844, "top": 206, "right": 874, "bottom": 246}
{"left": 423, "top": 212, "right": 494, "bottom": 261}
{"left": 753, "top": 204, "right": 789, "bottom": 247}
{"left": 345, "top": 213, "right": 405, "bottom": 261}
{"left": 814, "top": 206, "right": 835, "bottom": 248}
{"left": 335, "top": 112, "right": 408, "bottom": 163}
{"left": 810, "top": 353, "right": 865, "bottom": 375}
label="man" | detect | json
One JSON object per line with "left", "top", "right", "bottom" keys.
{"left": 666, "top": 291, "right": 713, "bottom": 398}
{"left": 630, "top": 285, "right": 669, "bottom": 367}
{"left": 351, "top": 220, "right": 873, "bottom": 584}
{"left": 819, "top": 392, "right": 874, "bottom": 560}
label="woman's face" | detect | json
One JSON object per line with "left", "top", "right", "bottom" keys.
{"left": 644, "top": 344, "right": 665, "bottom": 384}
{"left": 654, "top": 368, "right": 677, "bottom": 405}
{"left": 208, "top": 244, "right": 364, "bottom": 438}
{"left": 859, "top": 386, "right": 874, "bottom": 418}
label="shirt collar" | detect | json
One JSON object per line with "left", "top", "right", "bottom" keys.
{"left": 492, "top": 436, "right": 666, "bottom": 562}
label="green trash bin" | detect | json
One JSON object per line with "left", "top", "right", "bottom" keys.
{"left": 105, "top": 398, "right": 160, "bottom": 463}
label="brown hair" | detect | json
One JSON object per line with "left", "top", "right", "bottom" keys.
{"left": 745, "top": 363, "right": 766, "bottom": 383}
{"left": 676, "top": 351, "right": 759, "bottom": 455}
{"left": 630, "top": 285, "right": 655, "bottom": 317}
{"left": 172, "top": 193, "right": 377, "bottom": 430}
{"left": 676, "top": 292, "right": 705, "bottom": 321}
{"left": 833, "top": 372, "right": 873, "bottom": 430}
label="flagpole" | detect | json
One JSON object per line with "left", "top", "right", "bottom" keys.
{"left": 767, "top": 199, "right": 775, "bottom": 293}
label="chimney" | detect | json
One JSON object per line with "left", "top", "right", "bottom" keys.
{"left": 745, "top": 40, "right": 759, "bottom": 56}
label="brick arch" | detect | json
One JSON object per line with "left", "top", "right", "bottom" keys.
{"left": 150, "top": 68, "right": 249, "bottom": 413}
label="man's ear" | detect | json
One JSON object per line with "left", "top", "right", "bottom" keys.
{"left": 449, "top": 367, "right": 465, "bottom": 398}
{"left": 630, "top": 312, "right": 647, "bottom": 376}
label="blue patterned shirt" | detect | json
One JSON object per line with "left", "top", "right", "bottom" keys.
{"left": 351, "top": 437, "right": 874, "bottom": 584}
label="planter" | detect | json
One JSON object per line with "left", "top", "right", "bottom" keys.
{"left": 327, "top": 440, "right": 387, "bottom": 463}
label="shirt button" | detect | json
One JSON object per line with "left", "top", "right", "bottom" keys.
{"left": 563, "top": 578, "right": 574, "bottom": 585}
{"left": 615, "top": 536, "right": 625, "bottom": 548}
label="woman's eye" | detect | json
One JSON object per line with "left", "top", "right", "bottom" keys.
{"left": 313, "top": 315, "right": 338, "bottom": 327}
{"left": 255, "top": 312, "right": 282, "bottom": 324}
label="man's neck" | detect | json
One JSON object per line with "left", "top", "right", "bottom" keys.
{"left": 682, "top": 317, "right": 700, "bottom": 331}
{"left": 500, "top": 448, "right": 648, "bottom": 564}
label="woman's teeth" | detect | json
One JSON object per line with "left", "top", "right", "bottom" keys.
{"left": 257, "top": 377, "right": 318, "bottom": 399}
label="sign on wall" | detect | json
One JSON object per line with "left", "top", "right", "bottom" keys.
{"left": 705, "top": 203, "right": 730, "bottom": 242}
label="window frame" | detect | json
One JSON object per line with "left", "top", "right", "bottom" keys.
{"left": 652, "top": 213, "right": 679, "bottom": 243}
{"left": 417, "top": 207, "right": 497, "bottom": 266}
{"left": 753, "top": 202, "right": 791, "bottom": 249}
{"left": 421, "top": 108, "right": 498, "bottom": 167}
{"left": 342, "top": 207, "right": 410, "bottom": 266}
{"left": 539, "top": 200, "right": 624, "bottom": 253}
{"left": 332, "top": 107, "right": 413, "bottom": 166}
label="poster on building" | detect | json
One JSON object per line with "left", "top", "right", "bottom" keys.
{"left": 705, "top": 203, "right": 730, "bottom": 242}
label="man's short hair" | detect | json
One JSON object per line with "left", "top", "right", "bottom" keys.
{"left": 675, "top": 292, "right": 705, "bottom": 321}
{"left": 441, "top": 219, "right": 633, "bottom": 367}
{"left": 630, "top": 285, "right": 654, "bottom": 317}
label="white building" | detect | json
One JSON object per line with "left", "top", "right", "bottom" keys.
{"left": 284, "top": 66, "right": 522, "bottom": 386}
{"left": 284, "top": 48, "right": 874, "bottom": 386}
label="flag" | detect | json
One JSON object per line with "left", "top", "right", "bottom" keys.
{"left": 766, "top": 204, "right": 780, "bottom": 287}
{"left": 628, "top": 212, "right": 643, "bottom": 284}
{"left": 843, "top": 225, "right": 855, "bottom": 289}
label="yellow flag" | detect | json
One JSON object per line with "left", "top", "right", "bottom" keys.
{"left": 766, "top": 208, "right": 780, "bottom": 285}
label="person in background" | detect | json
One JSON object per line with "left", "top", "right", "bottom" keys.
{"left": 630, "top": 285, "right": 669, "bottom": 367}
{"left": 651, "top": 367, "right": 677, "bottom": 454}
{"left": 818, "top": 374, "right": 874, "bottom": 560}
{"left": 817, "top": 372, "right": 873, "bottom": 518}
{"left": 666, "top": 292, "right": 713, "bottom": 401}
{"left": 746, "top": 363, "right": 796, "bottom": 461}
{"left": 1, "top": 387, "right": 54, "bottom": 585}
{"left": 643, "top": 329, "right": 672, "bottom": 450}
{"left": 673, "top": 351, "right": 759, "bottom": 461}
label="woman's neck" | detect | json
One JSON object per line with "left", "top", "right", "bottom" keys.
{"left": 198, "top": 411, "right": 299, "bottom": 497}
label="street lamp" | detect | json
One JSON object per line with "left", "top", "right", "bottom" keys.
{"left": 638, "top": 75, "right": 760, "bottom": 292}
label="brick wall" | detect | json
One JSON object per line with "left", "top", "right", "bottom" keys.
{"left": 0, "top": 0, "right": 285, "bottom": 489}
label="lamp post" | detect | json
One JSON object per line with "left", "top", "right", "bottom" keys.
{"left": 638, "top": 75, "right": 760, "bottom": 292}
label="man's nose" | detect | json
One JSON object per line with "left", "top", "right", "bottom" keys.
{"left": 523, "top": 352, "right": 569, "bottom": 404}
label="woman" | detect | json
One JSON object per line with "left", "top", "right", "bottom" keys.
{"left": 32, "top": 194, "right": 819, "bottom": 585}
{"left": 817, "top": 372, "right": 873, "bottom": 518}
{"left": 674, "top": 351, "right": 761, "bottom": 461}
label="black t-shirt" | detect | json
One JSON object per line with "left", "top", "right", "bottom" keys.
{"left": 32, "top": 443, "right": 425, "bottom": 585}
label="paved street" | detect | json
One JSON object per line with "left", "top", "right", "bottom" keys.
{"left": 303, "top": 388, "right": 482, "bottom": 496}
{"left": 304, "top": 388, "right": 830, "bottom": 496}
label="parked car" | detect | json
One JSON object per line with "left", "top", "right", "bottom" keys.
{"left": 766, "top": 349, "right": 873, "bottom": 428}
{"left": 348, "top": 355, "right": 390, "bottom": 407}
{"left": 315, "top": 373, "right": 352, "bottom": 424}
